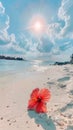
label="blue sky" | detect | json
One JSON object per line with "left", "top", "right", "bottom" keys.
{"left": 0, "top": 0, "right": 73, "bottom": 61}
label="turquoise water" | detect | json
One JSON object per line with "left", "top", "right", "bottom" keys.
{"left": 0, "top": 60, "right": 32, "bottom": 75}
{"left": 0, "top": 59, "right": 52, "bottom": 76}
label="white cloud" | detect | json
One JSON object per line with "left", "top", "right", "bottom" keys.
{"left": 44, "top": 0, "right": 73, "bottom": 61}
{"left": 58, "top": 0, "right": 73, "bottom": 38}
{"left": 47, "top": 22, "right": 61, "bottom": 44}
{"left": 0, "top": 2, "right": 25, "bottom": 54}
{"left": 47, "top": 0, "right": 73, "bottom": 41}
{"left": 0, "top": 2, "right": 10, "bottom": 41}
{"left": 0, "top": 2, "right": 5, "bottom": 14}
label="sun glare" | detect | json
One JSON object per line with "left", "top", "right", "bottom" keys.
{"left": 28, "top": 16, "right": 46, "bottom": 36}
{"left": 33, "top": 21, "right": 42, "bottom": 32}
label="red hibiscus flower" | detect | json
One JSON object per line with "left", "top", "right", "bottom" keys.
{"left": 28, "top": 88, "right": 51, "bottom": 113}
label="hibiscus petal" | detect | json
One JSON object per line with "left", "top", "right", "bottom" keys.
{"left": 30, "top": 88, "right": 39, "bottom": 98}
{"left": 28, "top": 99, "right": 37, "bottom": 110}
{"left": 35, "top": 102, "right": 47, "bottom": 113}
{"left": 39, "top": 88, "right": 51, "bottom": 102}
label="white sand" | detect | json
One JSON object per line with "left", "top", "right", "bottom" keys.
{"left": 0, "top": 64, "right": 73, "bottom": 130}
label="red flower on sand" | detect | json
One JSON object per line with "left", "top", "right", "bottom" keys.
{"left": 28, "top": 88, "right": 51, "bottom": 113}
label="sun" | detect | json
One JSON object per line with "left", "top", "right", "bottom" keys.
{"left": 33, "top": 21, "right": 43, "bottom": 32}
{"left": 28, "top": 16, "right": 46, "bottom": 36}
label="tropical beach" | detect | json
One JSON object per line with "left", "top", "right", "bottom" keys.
{"left": 0, "top": 0, "right": 73, "bottom": 130}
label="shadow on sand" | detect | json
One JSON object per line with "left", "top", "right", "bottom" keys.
{"left": 60, "top": 101, "right": 73, "bottom": 112}
{"left": 28, "top": 110, "right": 56, "bottom": 130}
